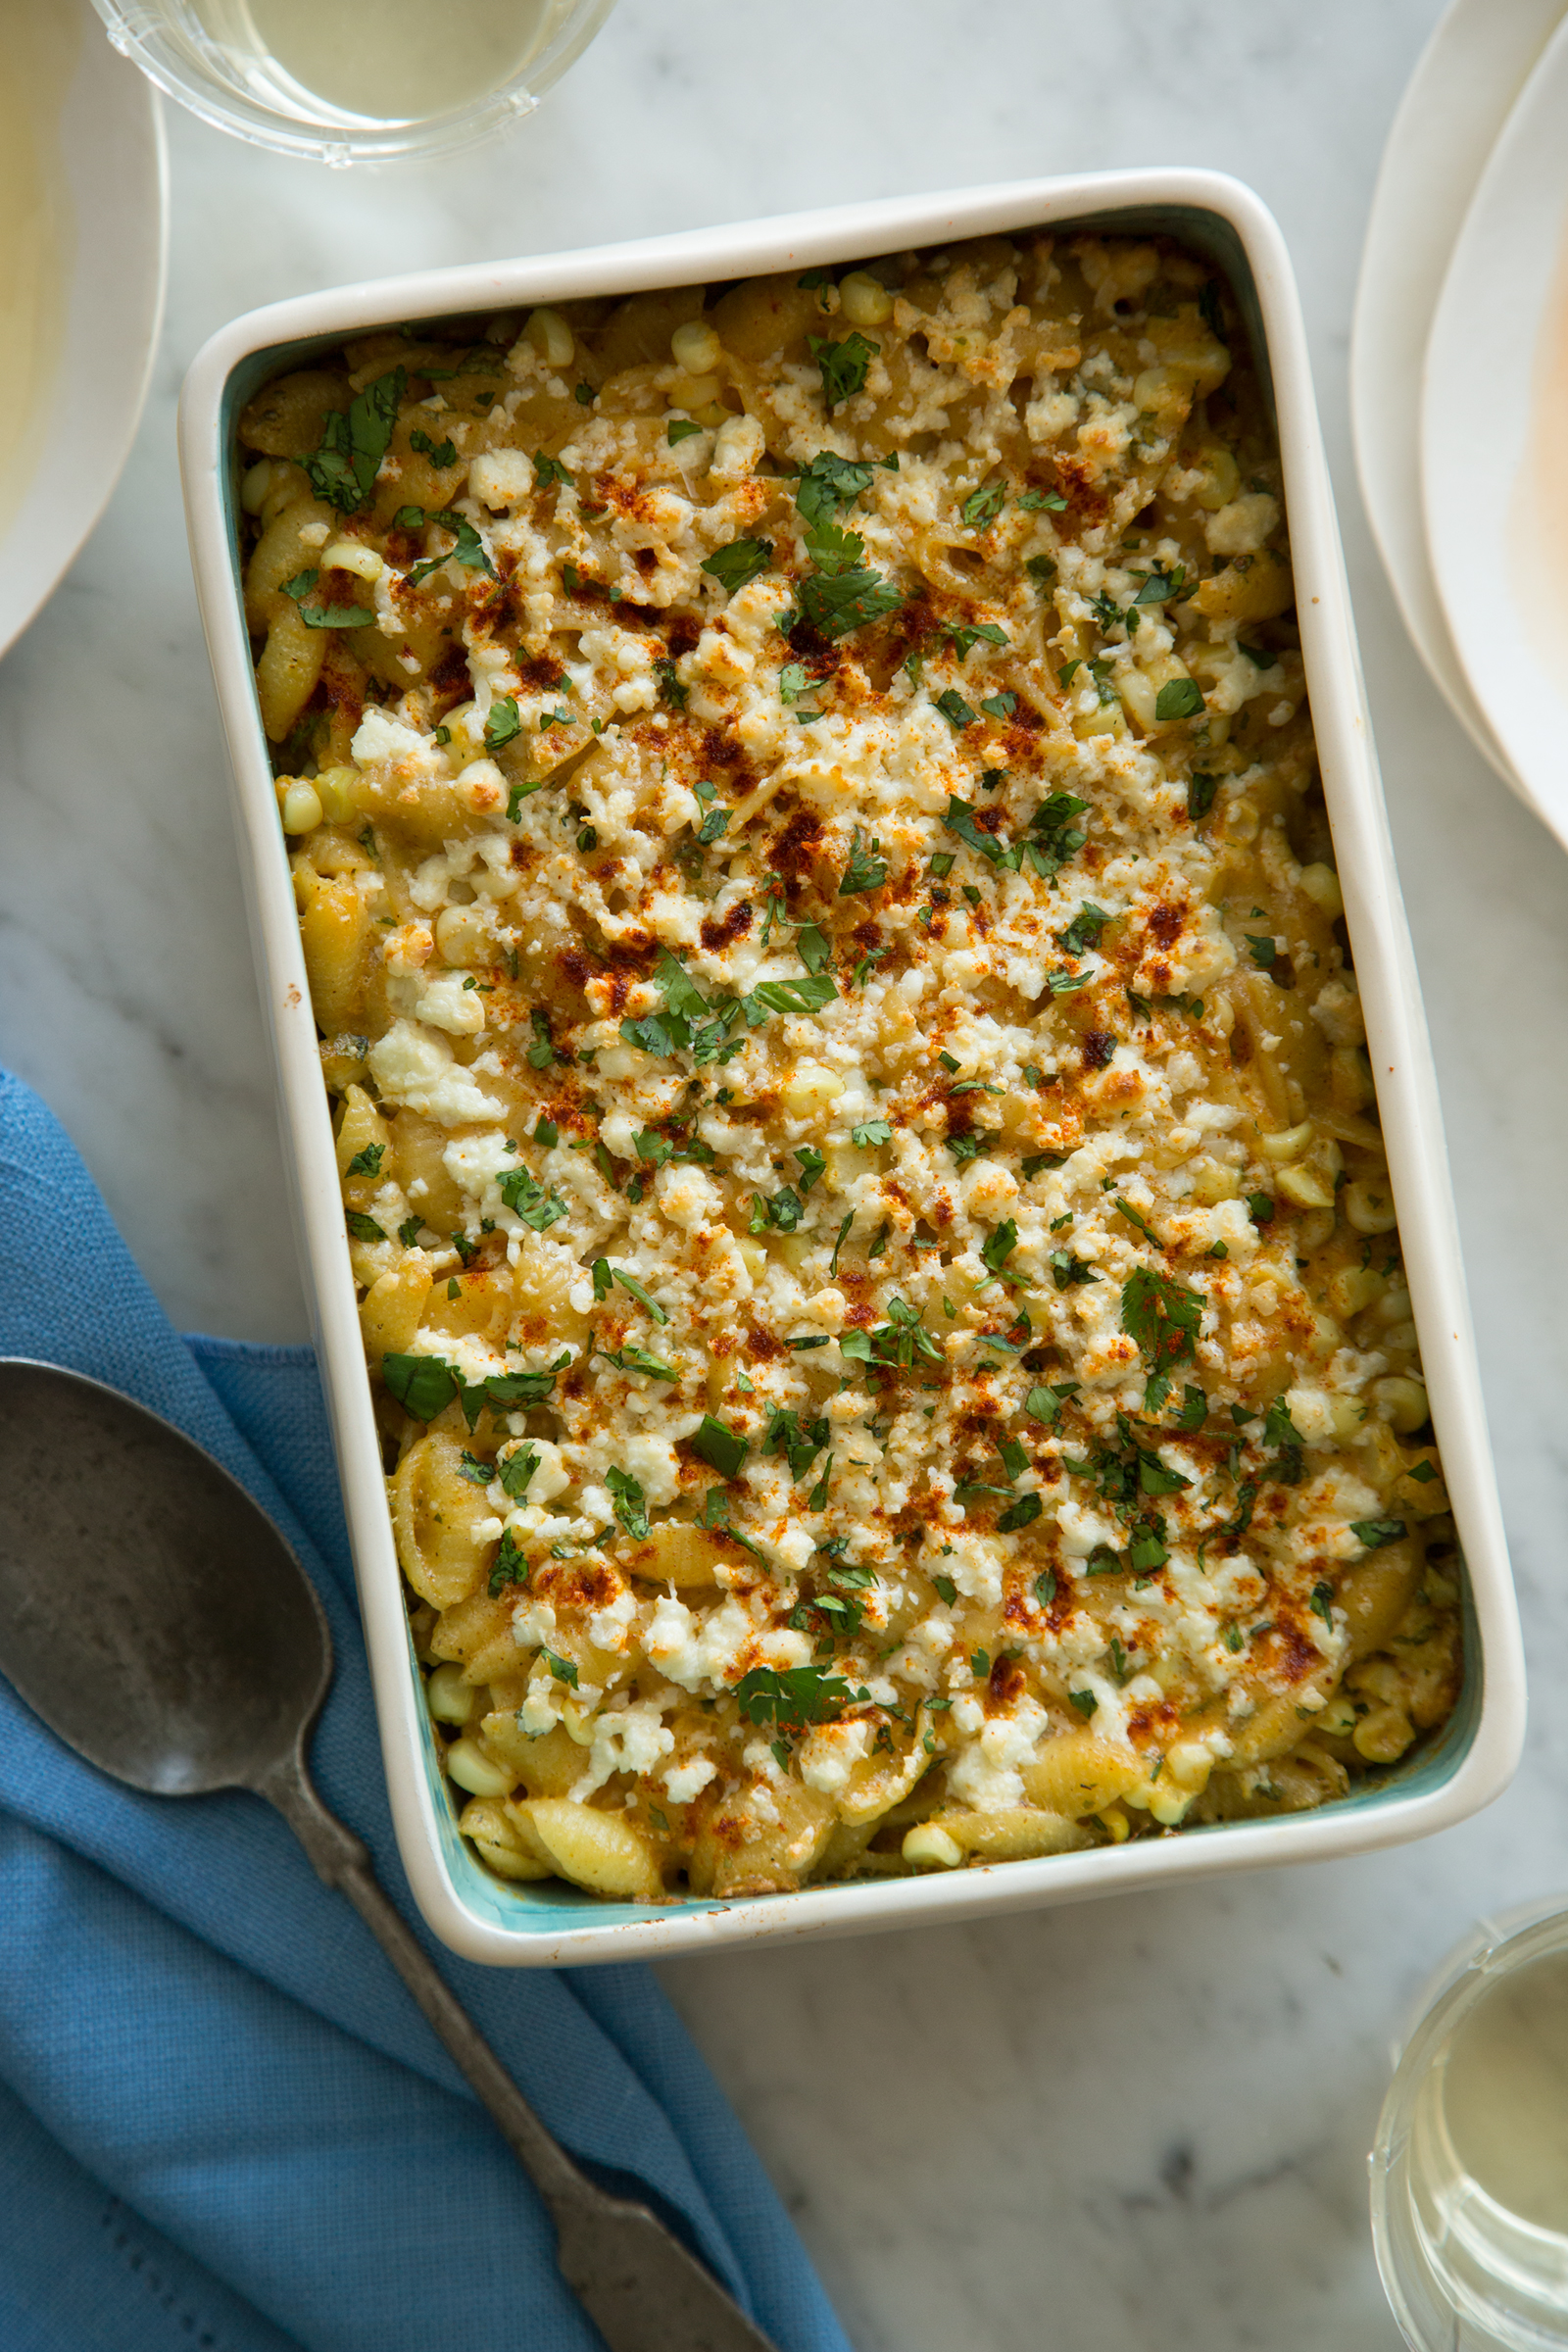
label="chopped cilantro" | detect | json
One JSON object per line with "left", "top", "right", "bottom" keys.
{"left": 701, "top": 537, "right": 773, "bottom": 594}
{"left": 409, "top": 427, "right": 458, "bottom": 468}
{"left": 735, "top": 1663, "right": 869, "bottom": 1730}
{"left": 667, "top": 416, "right": 704, "bottom": 445}
{"left": 345, "top": 1211, "right": 385, "bottom": 1244}
{"left": 407, "top": 511, "right": 495, "bottom": 586}
{"left": 607, "top": 1465, "right": 651, "bottom": 1542}
{"left": 1121, "top": 1265, "right": 1202, "bottom": 1372}
{"left": 961, "top": 479, "right": 1007, "bottom": 528}
{"left": 839, "top": 826, "right": 888, "bottom": 895}
{"left": 1154, "top": 677, "right": 1204, "bottom": 722}
{"left": 935, "top": 689, "right": 977, "bottom": 730}
{"left": 853, "top": 1118, "right": 894, "bottom": 1148}
{"left": 345, "top": 1144, "right": 384, "bottom": 1178}
{"left": 488, "top": 1527, "right": 529, "bottom": 1595}
{"left": 486, "top": 697, "right": 522, "bottom": 754}
{"left": 1244, "top": 933, "right": 1279, "bottom": 970}
{"left": 1351, "top": 1517, "right": 1408, "bottom": 1549}
{"left": 304, "top": 368, "right": 405, "bottom": 514}
{"left": 809, "top": 331, "right": 879, "bottom": 409}
{"left": 1188, "top": 771, "right": 1218, "bottom": 820}
{"left": 692, "top": 1415, "right": 748, "bottom": 1478}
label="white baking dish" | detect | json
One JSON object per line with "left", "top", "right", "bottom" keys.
{"left": 179, "top": 168, "right": 1524, "bottom": 1967}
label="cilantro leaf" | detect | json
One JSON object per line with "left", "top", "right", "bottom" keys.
{"left": 345, "top": 1211, "right": 385, "bottom": 1243}
{"left": 745, "top": 973, "right": 838, "bottom": 1016}
{"left": 793, "top": 450, "right": 875, "bottom": 524}
{"left": 488, "top": 1526, "right": 530, "bottom": 1594}
{"left": 1120, "top": 1265, "right": 1202, "bottom": 1371}
{"left": 407, "top": 511, "right": 495, "bottom": 586}
{"left": 935, "top": 689, "right": 977, "bottom": 730}
{"left": 500, "top": 1446, "right": 540, "bottom": 1499}
{"left": 795, "top": 1145, "right": 827, "bottom": 1194}
{"left": 282, "top": 570, "right": 375, "bottom": 630}
{"left": 1188, "top": 772, "right": 1218, "bottom": 821}
{"left": 942, "top": 795, "right": 1009, "bottom": 866}
{"left": 961, "top": 479, "right": 1006, "bottom": 529}
{"left": 1058, "top": 903, "right": 1110, "bottom": 956}
{"left": 381, "top": 1352, "right": 460, "bottom": 1420}
{"left": 541, "top": 1646, "right": 579, "bottom": 1688}
{"left": 497, "top": 1164, "right": 567, "bottom": 1232}
{"left": 1154, "top": 677, "right": 1204, "bottom": 722}
{"left": 303, "top": 368, "right": 405, "bottom": 514}
{"left": 796, "top": 923, "right": 832, "bottom": 974}
{"left": 853, "top": 1118, "right": 893, "bottom": 1148}
{"left": 839, "top": 827, "right": 888, "bottom": 896}
{"left": 1351, "top": 1517, "right": 1408, "bottom": 1549}
{"left": 409, "top": 426, "right": 457, "bottom": 468}
{"left": 702, "top": 538, "right": 772, "bottom": 594}
{"left": 981, "top": 1219, "right": 1018, "bottom": 1277}
{"left": 607, "top": 1465, "right": 651, "bottom": 1542}
{"left": 667, "top": 416, "right": 704, "bottom": 445}
{"left": 604, "top": 1264, "right": 669, "bottom": 1326}
{"left": 997, "top": 1492, "right": 1042, "bottom": 1533}
{"left": 599, "top": 1345, "right": 677, "bottom": 1381}
{"left": 692, "top": 1415, "right": 748, "bottom": 1478}
{"left": 809, "top": 332, "right": 879, "bottom": 409}
{"left": 345, "top": 1144, "right": 384, "bottom": 1177}
{"left": 1245, "top": 933, "right": 1279, "bottom": 970}
{"left": 486, "top": 697, "right": 522, "bottom": 754}
{"left": 734, "top": 1664, "right": 868, "bottom": 1731}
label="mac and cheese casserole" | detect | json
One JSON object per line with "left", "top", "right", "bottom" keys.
{"left": 239, "top": 230, "right": 1462, "bottom": 1904}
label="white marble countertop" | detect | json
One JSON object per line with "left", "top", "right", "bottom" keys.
{"left": 6, "top": 4, "right": 1566, "bottom": 2343}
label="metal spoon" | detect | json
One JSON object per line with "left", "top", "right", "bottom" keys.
{"left": 0, "top": 1357, "right": 777, "bottom": 2352}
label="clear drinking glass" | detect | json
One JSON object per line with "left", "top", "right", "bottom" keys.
{"left": 88, "top": 0, "right": 619, "bottom": 164}
{"left": 1373, "top": 1897, "right": 1568, "bottom": 2352}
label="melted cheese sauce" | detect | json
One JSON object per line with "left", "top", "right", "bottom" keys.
{"left": 0, "top": 0, "right": 76, "bottom": 538}
{"left": 243, "top": 233, "right": 1463, "bottom": 1906}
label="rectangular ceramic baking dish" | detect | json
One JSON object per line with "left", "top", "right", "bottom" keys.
{"left": 179, "top": 168, "right": 1525, "bottom": 1966}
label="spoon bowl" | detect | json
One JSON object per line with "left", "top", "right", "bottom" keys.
{"left": 0, "top": 1358, "right": 329, "bottom": 1795}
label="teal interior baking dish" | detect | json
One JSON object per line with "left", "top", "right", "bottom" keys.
{"left": 179, "top": 169, "right": 1522, "bottom": 1965}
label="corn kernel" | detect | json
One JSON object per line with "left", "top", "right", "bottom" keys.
{"left": 1298, "top": 861, "right": 1344, "bottom": 919}
{"left": 314, "top": 764, "right": 360, "bottom": 822}
{"left": 1371, "top": 1375, "right": 1429, "bottom": 1434}
{"left": 525, "top": 307, "right": 574, "bottom": 368}
{"left": 279, "top": 780, "right": 322, "bottom": 834}
{"left": 445, "top": 1737, "right": 514, "bottom": 1797}
{"left": 426, "top": 1662, "right": 475, "bottom": 1724}
{"left": 671, "top": 319, "right": 722, "bottom": 375}
{"left": 839, "top": 271, "right": 894, "bottom": 327}
{"left": 1352, "top": 1702, "right": 1415, "bottom": 1764}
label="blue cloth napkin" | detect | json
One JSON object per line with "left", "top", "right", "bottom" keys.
{"left": 0, "top": 1070, "right": 849, "bottom": 2352}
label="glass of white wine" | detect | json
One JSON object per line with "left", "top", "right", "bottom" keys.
{"left": 89, "top": 0, "right": 619, "bottom": 163}
{"left": 1374, "top": 1898, "right": 1568, "bottom": 2351}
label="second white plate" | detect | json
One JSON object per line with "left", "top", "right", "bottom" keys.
{"left": 1350, "top": 0, "right": 1563, "bottom": 793}
{"left": 1423, "top": 11, "right": 1568, "bottom": 852}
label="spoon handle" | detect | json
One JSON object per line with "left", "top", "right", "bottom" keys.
{"left": 258, "top": 1749, "right": 779, "bottom": 2352}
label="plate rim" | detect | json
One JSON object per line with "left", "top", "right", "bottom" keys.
{"left": 1349, "top": 0, "right": 1562, "bottom": 791}
{"left": 0, "top": 7, "right": 169, "bottom": 664}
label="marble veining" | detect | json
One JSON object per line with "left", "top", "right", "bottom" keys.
{"left": 8, "top": 4, "right": 1568, "bottom": 2344}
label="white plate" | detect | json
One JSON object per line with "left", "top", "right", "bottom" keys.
{"left": 181, "top": 171, "right": 1523, "bottom": 1967}
{"left": 0, "top": 0, "right": 167, "bottom": 663}
{"left": 1349, "top": 0, "right": 1562, "bottom": 791}
{"left": 1423, "top": 13, "right": 1568, "bottom": 851}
